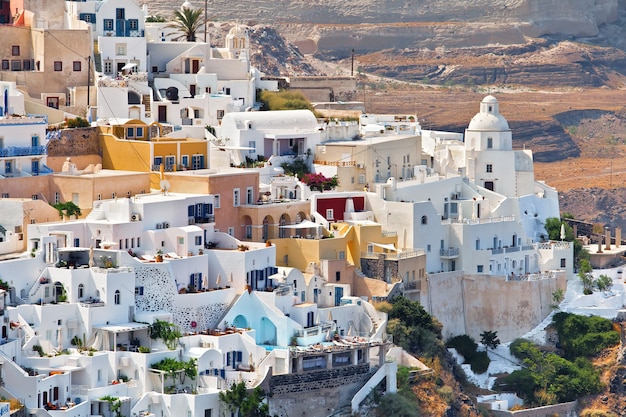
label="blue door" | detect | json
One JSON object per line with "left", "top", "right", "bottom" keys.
{"left": 334, "top": 287, "right": 343, "bottom": 306}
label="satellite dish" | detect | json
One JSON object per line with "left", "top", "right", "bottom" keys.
{"left": 160, "top": 179, "right": 170, "bottom": 194}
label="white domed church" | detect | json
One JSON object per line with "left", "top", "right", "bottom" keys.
{"left": 464, "top": 95, "right": 535, "bottom": 198}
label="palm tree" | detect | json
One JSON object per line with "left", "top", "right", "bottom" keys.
{"left": 166, "top": 7, "right": 205, "bottom": 42}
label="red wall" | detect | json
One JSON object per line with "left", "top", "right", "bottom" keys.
{"left": 316, "top": 196, "right": 365, "bottom": 221}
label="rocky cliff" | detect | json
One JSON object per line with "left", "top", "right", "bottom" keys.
{"left": 138, "top": 0, "right": 621, "bottom": 53}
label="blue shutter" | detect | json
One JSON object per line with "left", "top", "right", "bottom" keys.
{"left": 237, "top": 351, "right": 243, "bottom": 362}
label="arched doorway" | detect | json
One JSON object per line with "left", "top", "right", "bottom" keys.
{"left": 54, "top": 282, "right": 65, "bottom": 303}
{"left": 262, "top": 215, "right": 274, "bottom": 241}
{"left": 232, "top": 314, "right": 248, "bottom": 329}
{"left": 279, "top": 213, "right": 291, "bottom": 238}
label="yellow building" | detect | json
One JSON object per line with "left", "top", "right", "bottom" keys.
{"left": 99, "top": 120, "right": 210, "bottom": 189}
{"left": 272, "top": 221, "right": 426, "bottom": 301}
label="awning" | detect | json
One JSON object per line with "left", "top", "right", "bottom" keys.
{"left": 280, "top": 220, "right": 320, "bottom": 229}
{"left": 368, "top": 242, "right": 397, "bottom": 251}
{"left": 93, "top": 322, "right": 150, "bottom": 333}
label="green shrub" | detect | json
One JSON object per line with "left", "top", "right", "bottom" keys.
{"left": 258, "top": 90, "right": 313, "bottom": 111}
{"left": 470, "top": 351, "right": 490, "bottom": 374}
{"left": 552, "top": 312, "right": 620, "bottom": 358}
{"left": 446, "top": 335, "right": 478, "bottom": 360}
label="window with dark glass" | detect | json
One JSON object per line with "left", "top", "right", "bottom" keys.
{"left": 54, "top": 61, "right": 62, "bottom": 71}
{"left": 11, "top": 45, "right": 19, "bottom": 56}
{"left": 73, "top": 61, "right": 81, "bottom": 71}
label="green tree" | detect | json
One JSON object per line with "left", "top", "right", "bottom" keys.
{"left": 480, "top": 330, "right": 501, "bottom": 350}
{"left": 596, "top": 274, "right": 612, "bottom": 291}
{"left": 219, "top": 381, "right": 270, "bottom": 417}
{"left": 578, "top": 259, "right": 594, "bottom": 294}
{"left": 52, "top": 202, "right": 82, "bottom": 219}
{"left": 544, "top": 217, "right": 573, "bottom": 241}
{"left": 385, "top": 297, "right": 443, "bottom": 357}
{"left": 550, "top": 288, "right": 565, "bottom": 310}
{"left": 166, "top": 7, "right": 205, "bottom": 41}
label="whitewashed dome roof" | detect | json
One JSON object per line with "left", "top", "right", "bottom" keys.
{"left": 468, "top": 95, "right": 510, "bottom": 131}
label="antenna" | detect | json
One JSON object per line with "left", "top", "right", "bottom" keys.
{"left": 160, "top": 179, "right": 170, "bottom": 195}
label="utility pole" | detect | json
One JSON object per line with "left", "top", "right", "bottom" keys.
{"left": 351, "top": 48, "right": 355, "bottom": 76}
{"left": 87, "top": 55, "right": 91, "bottom": 114}
{"left": 204, "top": 0, "right": 208, "bottom": 43}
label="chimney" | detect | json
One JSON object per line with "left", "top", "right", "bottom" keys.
{"left": 573, "top": 224, "right": 578, "bottom": 239}
{"left": 605, "top": 228, "right": 611, "bottom": 251}
{"left": 617, "top": 226, "right": 622, "bottom": 248}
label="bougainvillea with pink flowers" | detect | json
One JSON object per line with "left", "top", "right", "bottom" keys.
{"left": 301, "top": 173, "right": 339, "bottom": 192}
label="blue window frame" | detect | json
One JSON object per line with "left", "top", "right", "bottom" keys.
{"left": 104, "top": 19, "right": 113, "bottom": 31}
{"left": 79, "top": 13, "right": 96, "bottom": 23}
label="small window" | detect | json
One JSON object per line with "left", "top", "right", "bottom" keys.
{"left": 1, "top": 60, "right": 8, "bottom": 70}
{"left": 477, "top": 265, "right": 483, "bottom": 273}
{"left": 421, "top": 215, "right": 427, "bottom": 225}
{"left": 11, "top": 60, "right": 21, "bottom": 71}
{"left": 487, "top": 137, "right": 493, "bottom": 149}
{"left": 233, "top": 189, "right": 240, "bottom": 207}
{"left": 116, "top": 44, "right": 127, "bottom": 55}
{"left": 427, "top": 244, "right": 431, "bottom": 252}
{"left": 135, "top": 286, "right": 144, "bottom": 295}
{"left": 217, "top": 110, "right": 224, "bottom": 119}
{"left": 54, "top": 61, "right": 62, "bottom": 71}
{"left": 326, "top": 209, "right": 334, "bottom": 220}
{"left": 486, "top": 164, "right": 493, "bottom": 173}
{"left": 104, "top": 19, "right": 113, "bottom": 31}
{"left": 114, "top": 290, "right": 120, "bottom": 304}
{"left": 214, "top": 194, "right": 220, "bottom": 208}
{"left": 195, "top": 236, "right": 202, "bottom": 245}
{"left": 78, "top": 284, "right": 84, "bottom": 298}
{"left": 336, "top": 271, "right": 341, "bottom": 281}
{"left": 560, "top": 258, "right": 566, "bottom": 268}
{"left": 73, "top": 61, "right": 81, "bottom": 71}
{"left": 11, "top": 45, "right": 19, "bottom": 56}
{"left": 152, "top": 66, "right": 158, "bottom": 73}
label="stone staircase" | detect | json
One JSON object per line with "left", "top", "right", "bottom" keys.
{"left": 143, "top": 94, "right": 151, "bottom": 118}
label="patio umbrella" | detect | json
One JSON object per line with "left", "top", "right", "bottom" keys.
{"left": 202, "top": 274, "right": 209, "bottom": 290}
{"left": 89, "top": 246, "right": 95, "bottom": 267}
{"left": 2, "top": 88, "right": 7, "bottom": 116}
{"left": 215, "top": 273, "right": 221, "bottom": 287}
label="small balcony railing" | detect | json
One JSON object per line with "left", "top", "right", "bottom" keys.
{"left": 0, "top": 145, "right": 47, "bottom": 157}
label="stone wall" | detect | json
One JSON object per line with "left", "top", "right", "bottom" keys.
{"left": 491, "top": 401, "right": 577, "bottom": 417}
{"left": 270, "top": 363, "right": 371, "bottom": 394}
{"left": 270, "top": 364, "right": 372, "bottom": 417}
{"left": 47, "top": 127, "right": 101, "bottom": 158}
{"left": 289, "top": 76, "right": 359, "bottom": 103}
{"left": 427, "top": 272, "right": 567, "bottom": 342}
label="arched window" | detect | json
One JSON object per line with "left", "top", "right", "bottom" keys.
{"left": 77, "top": 284, "right": 84, "bottom": 299}
{"left": 114, "top": 290, "right": 121, "bottom": 305}
{"left": 421, "top": 215, "right": 427, "bottom": 225}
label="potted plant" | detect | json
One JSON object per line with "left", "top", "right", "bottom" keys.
{"left": 155, "top": 249, "right": 163, "bottom": 263}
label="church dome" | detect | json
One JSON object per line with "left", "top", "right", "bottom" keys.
{"left": 467, "top": 95, "right": 510, "bottom": 131}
